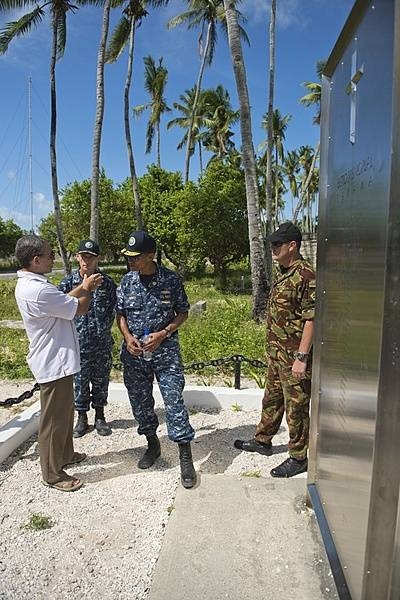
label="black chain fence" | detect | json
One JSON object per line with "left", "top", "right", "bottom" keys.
{"left": 183, "top": 355, "right": 267, "bottom": 389}
{"left": 0, "top": 382, "right": 40, "bottom": 408}
{"left": 0, "top": 355, "right": 268, "bottom": 407}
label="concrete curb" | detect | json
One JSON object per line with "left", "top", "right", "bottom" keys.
{"left": 0, "top": 400, "right": 41, "bottom": 463}
{"left": 0, "top": 383, "right": 262, "bottom": 464}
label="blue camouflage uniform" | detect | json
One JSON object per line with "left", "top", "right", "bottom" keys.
{"left": 59, "top": 270, "right": 117, "bottom": 412}
{"left": 116, "top": 264, "right": 194, "bottom": 443}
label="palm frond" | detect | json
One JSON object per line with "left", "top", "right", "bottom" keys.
{"left": 0, "top": 6, "right": 45, "bottom": 55}
{"left": 167, "top": 11, "right": 193, "bottom": 29}
{"left": 0, "top": 0, "right": 38, "bottom": 8}
{"left": 132, "top": 103, "right": 148, "bottom": 116}
{"left": 105, "top": 15, "right": 130, "bottom": 63}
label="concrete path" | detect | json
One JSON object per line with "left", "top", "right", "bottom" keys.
{"left": 149, "top": 474, "right": 338, "bottom": 600}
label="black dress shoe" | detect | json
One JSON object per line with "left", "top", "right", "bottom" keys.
{"left": 233, "top": 439, "right": 273, "bottom": 456}
{"left": 270, "top": 457, "right": 308, "bottom": 478}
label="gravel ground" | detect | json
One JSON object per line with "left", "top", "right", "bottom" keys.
{"left": 0, "top": 380, "right": 297, "bottom": 600}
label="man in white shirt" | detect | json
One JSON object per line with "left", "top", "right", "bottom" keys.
{"left": 14, "top": 235, "right": 103, "bottom": 492}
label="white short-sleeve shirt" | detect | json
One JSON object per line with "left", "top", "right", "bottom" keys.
{"left": 15, "top": 270, "right": 80, "bottom": 383}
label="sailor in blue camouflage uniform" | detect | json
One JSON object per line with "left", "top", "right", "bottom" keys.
{"left": 116, "top": 230, "right": 196, "bottom": 489}
{"left": 59, "top": 239, "right": 117, "bottom": 438}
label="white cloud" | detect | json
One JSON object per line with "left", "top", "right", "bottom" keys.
{"left": 0, "top": 9, "right": 50, "bottom": 67}
{"left": 33, "top": 191, "right": 51, "bottom": 212}
{"left": 0, "top": 206, "right": 32, "bottom": 229}
{"left": 0, "top": 191, "right": 52, "bottom": 230}
{"left": 244, "top": 0, "right": 322, "bottom": 29}
{"left": 7, "top": 170, "right": 16, "bottom": 181}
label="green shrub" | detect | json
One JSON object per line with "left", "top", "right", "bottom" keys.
{"left": 0, "top": 273, "right": 268, "bottom": 385}
{"left": 22, "top": 513, "right": 54, "bottom": 531}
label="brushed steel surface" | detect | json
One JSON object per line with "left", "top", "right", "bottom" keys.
{"left": 309, "top": 2, "right": 395, "bottom": 598}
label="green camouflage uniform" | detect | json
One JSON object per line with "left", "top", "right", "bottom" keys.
{"left": 255, "top": 258, "right": 316, "bottom": 460}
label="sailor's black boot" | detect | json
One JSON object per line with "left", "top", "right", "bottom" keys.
{"left": 94, "top": 407, "right": 112, "bottom": 436}
{"left": 178, "top": 442, "right": 197, "bottom": 489}
{"left": 73, "top": 412, "right": 89, "bottom": 438}
{"left": 138, "top": 435, "right": 161, "bottom": 469}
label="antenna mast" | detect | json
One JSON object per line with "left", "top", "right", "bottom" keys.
{"left": 28, "top": 77, "right": 34, "bottom": 233}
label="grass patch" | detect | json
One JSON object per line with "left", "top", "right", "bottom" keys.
{"left": 0, "top": 328, "right": 31, "bottom": 379}
{"left": 241, "top": 470, "right": 261, "bottom": 478}
{"left": 22, "top": 513, "right": 54, "bottom": 531}
{"left": 231, "top": 403, "right": 242, "bottom": 412}
{"left": 0, "top": 273, "right": 267, "bottom": 386}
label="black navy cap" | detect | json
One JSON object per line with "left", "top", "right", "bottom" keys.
{"left": 270, "top": 222, "right": 302, "bottom": 245}
{"left": 121, "top": 230, "right": 157, "bottom": 257}
{"left": 77, "top": 239, "right": 100, "bottom": 256}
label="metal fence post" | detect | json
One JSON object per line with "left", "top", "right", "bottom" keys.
{"left": 234, "top": 361, "right": 241, "bottom": 390}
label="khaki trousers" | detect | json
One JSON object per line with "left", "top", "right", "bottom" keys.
{"left": 39, "top": 375, "right": 75, "bottom": 484}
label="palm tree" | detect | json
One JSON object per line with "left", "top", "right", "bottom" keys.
{"left": 201, "top": 85, "right": 239, "bottom": 158}
{"left": 0, "top": 0, "right": 83, "bottom": 273}
{"left": 133, "top": 55, "right": 170, "bottom": 168}
{"left": 105, "top": 0, "right": 170, "bottom": 229}
{"left": 299, "top": 59, "right": 326, "bottom": 125}
{"left": 282, "top": 149, "right": 300, "bottom": 217}
{"left": 261, "top": 108, "right": 291, "bottom": 222}
{"left": 167, "top": 87, "right": 209, "bottom": 173}
{"left": 168, "top": 0, "right": 248, "bottom": 184}
{"left": 223, "top": 0, "right": 268, "bottom": 320}
{"left": 293, "top": 144, "right": 320, "bottom": 225}
{"left": 90, "top": 0, "right": 112, "bottom": 242}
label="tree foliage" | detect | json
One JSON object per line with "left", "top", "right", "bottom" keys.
{"left": 178, "top": 159, "right": 248, "bottom": 285}
{"left": 0, "top": 217, "right": 24, "bottom": 259}
{"left": 39, "top": 172, "right": 134, "bottom": 260}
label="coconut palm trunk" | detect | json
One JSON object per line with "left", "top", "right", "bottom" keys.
{"left": 266, "top": 0, "right": 275, "bottom": 239}
{"left": 90, "top": 0, "right": 112, "bottom": 242}
{"left": 223, "top": 0, "right": 268, "bottom": 320}
{"left": 184, "top": 21, "right": 212, "bottom": 184}
{"left": 124, "top": 16, "right": 142, "bottom": 228}
{"left": 156, "top": 120, "right": 161, "bottom": 167}
{"left": 50, "top": 12, "right": 70, "bottom": 273}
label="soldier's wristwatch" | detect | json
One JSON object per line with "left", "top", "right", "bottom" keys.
{"left": 294, "top": 351, "right": 309, "bottom": 363}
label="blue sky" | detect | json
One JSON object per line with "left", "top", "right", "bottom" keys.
{"left": 0, "top": 0, "right": 354, "bottom": 230}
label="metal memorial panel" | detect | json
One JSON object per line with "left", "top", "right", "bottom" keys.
{"left": 309, "top": 1, "right": 397, "bottom": 598}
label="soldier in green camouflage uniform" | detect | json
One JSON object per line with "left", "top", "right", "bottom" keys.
{"left": 235, "top": 222, "right": 315, "bottom": 478}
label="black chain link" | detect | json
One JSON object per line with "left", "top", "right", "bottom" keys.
{"left": 1, "top": 355, "right": 266, "bottom": 407}
{"left": 0, "top": 383, "right": 40, "bottom": 408}
{"left": 184, "top": 355, "right": 267, "bottom": 371}
{"left": 112, "top": 355, "right": 267, "bottom": 372}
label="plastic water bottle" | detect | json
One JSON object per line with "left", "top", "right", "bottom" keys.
{"left": 142, "top": 328, "right": 153, "bottom": 361}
